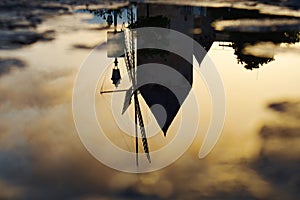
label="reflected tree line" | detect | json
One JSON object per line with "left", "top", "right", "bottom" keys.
{"left": 231, "top": 31, "right": 300, "bottom": 69}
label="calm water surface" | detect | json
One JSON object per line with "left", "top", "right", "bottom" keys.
{"left": 0, "top": 1, "right": 300, "bottom": 199}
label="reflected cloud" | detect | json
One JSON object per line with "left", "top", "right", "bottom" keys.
{"left": 244, "top": 42, "right": 300, "bottom": 57}
{"left": 73, "top": 44, "right": 98, "bottom": 50}
{"left": 252, "top": 100, "right": 300, "bottom": 200}
{"left": 0, "top": 67, "right": 73, "bottom": 108}
{"left": 140, "top": 0, "right": 300, "bottom": 17}
{"left": 268, "top": 100, "right": 300, "bottom": 118}
{"left": 213, "top": 19, "right": 300, "bottom": 32}
{"left": 0, "top": 58, "right": 26, "bottom": 76}
{"left": 0, "top": 30, "right": 55, "bottom": 50}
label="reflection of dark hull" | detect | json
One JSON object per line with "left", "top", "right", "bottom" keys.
{"left": 136, "top": 4, "right": 214, "bottom": 136}
{"left": 139, "top": 84, "right": 181, "bottom": 135}
{"left": 138, "top": 51, "right": 193, "bottom": 136}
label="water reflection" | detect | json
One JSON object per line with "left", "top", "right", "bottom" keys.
{"left": 136, "top": 4, "right": 194, "bottom": 136}
{"left": 253, "top": 101, "right": 300, "bottom": 199}
{"left": 0, "top": 58, "right": 26, "bottom": 76}
{"left": 83, "top": 3, "right": 300, "bottom": 70}
{"left": 85, "top": 2, "right": 300, "bottom": 163}
{"left": 0, "top": 1, "right": 300, "bottom": 199}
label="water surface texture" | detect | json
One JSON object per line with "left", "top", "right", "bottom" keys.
{"left": 0, "top": 0, "right": 300, "bottom": 199}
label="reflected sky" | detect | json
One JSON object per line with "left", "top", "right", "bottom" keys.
{"left": 0, "top": 1, "right": 300, "bottom": 199}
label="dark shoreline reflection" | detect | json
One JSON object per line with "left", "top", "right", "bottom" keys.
{"left": 83, "top": 3, "right": 300, "bottom": 70}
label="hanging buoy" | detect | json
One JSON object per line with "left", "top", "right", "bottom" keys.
{"left": 111, "top": 68, "right": 121, "bottom": 87}
{"left": 111, "top": 58, "right": 121, "bottom": 87}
